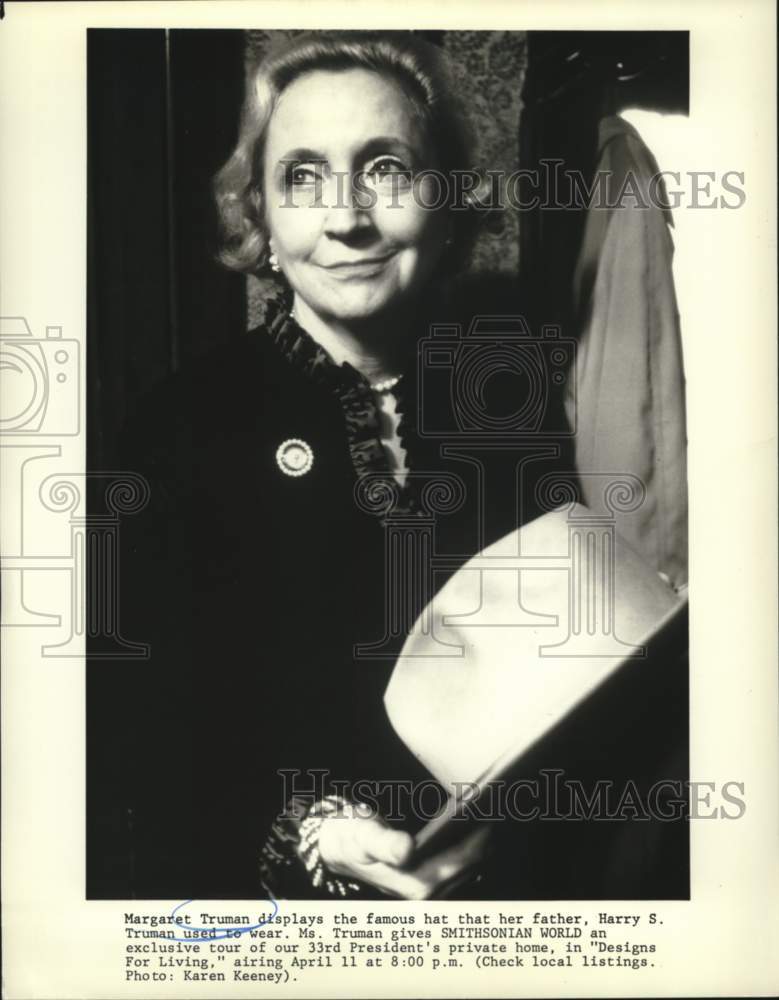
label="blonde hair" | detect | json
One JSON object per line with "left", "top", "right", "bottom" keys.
{"left": 214, "top": 31, "right": 478, "bottom": 275}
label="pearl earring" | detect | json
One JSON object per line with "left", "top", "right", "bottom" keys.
{"left": 269, "top": 250, "right": 281, "bottom": 273}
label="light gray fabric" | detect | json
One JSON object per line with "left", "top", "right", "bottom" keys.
{"left": 566, "top": 115, "right": 688, "bottom": 589}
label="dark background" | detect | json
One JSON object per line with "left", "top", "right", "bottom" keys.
{"left": 87, "top": 30, "right": 246, "bottom": 474}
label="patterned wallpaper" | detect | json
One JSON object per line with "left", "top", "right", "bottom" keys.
{"left": 244, "top": 29, "right": 528, "bottom": 326}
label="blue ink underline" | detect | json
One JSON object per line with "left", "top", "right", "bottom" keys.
{"left": 166, "top": 896, "right": 279, "bottom": 942}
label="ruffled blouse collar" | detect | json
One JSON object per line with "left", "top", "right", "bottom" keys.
{"left": 261, "top": 287, "right": 362, "bottom": 391}
{"left": 256, "top": 280, "right": 446, "bottom": 390}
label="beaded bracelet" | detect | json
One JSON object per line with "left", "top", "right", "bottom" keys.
{"left": 298, "top": 796, "right": 363, "bottom": 897}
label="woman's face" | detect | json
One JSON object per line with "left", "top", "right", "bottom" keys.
{"left": 262, "top": 68, "right": 449, "bottom": 325}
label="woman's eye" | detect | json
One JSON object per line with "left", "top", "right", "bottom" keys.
{"left": 284, "top": 162, "right": 324, "bottom": 187}
{"left": 366, "top": 157, "right": 412, "bottom": 184}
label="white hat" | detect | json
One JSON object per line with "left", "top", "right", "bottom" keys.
{"left": 385, "top": 503, "right": 687, "bottom": 794}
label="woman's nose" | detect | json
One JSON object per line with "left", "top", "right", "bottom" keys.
{"left": 322, "top": 172, "right": 375, "bottom": 240}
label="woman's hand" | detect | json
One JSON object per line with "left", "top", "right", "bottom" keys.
{"left": 317, "top": 804, "right": 490, "bottom": 900}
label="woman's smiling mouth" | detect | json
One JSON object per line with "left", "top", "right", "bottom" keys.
{"left": 319, "top": 252, "right": 397, "bottom": 278}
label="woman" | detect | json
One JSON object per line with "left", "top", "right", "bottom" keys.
{"left": 210, "top": 31, "right": 509, "bottom": 900}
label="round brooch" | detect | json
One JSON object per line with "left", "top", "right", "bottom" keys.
{"left": 276, "top": 438, "right": 314, "bottom": 477}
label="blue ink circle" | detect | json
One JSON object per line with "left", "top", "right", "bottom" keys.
{"left": 167, "top": 896, "right": 279, "bottom": 942}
